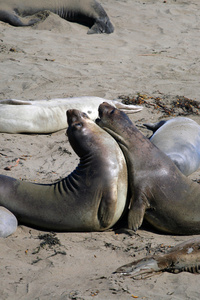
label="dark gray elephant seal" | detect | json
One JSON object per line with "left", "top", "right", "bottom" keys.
{"left": 144, "top": 117, "right": 200, "bottom": 176}
{"left": 0, "top": 109, "right": 128, "bottom": 237}
{"left": 97, "top": 102, "right": 200, "bottom": 235}
{"left": 115, "top": 237, "right": 200, "bottom": 278}
{"left": 0, "top": 0, "right": 114, "bottom": 34}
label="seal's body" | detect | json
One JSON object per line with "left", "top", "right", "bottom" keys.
{"left": 144, "top": 117, "right": 200, "bottom": 176}
{"left": 115, "top": 237, "right": 200, "bottom": 278}
{"left": 0, "top": 0, "right": 114, "bottom": 34}
{"left": 0, "top": 109, "right": 128, "bottom": 237}
{"left": 97, "top": 102, "right": 200, "bottom": 235}
{"left": 0, "top": 97, "right": 142, "bottom": 134}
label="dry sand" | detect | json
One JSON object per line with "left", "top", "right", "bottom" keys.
{"left": 0, "top": 0, "right": 200, "bottom": 299}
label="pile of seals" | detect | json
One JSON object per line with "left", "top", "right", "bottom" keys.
{"left": 0, "top": 103, "right": 200, "bottom": 275}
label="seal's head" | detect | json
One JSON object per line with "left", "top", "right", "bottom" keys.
{"left": 96, "top": 102, "right": 133, "bottom": 147}
{"left": 88, "top": 18, "right": 114, "bottom": 34}
{"left": 67, "top": 109, "right": 106, "bottom": 157}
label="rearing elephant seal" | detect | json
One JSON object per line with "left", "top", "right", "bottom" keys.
{"left": 97, "top": 102, "right": 200, "bottom": 235}
{"left": 144, "top": 117, "right": 200, "bottom": 176}
{"left": 0, "top": 0, "right": 114, "bottom": 34}
{"left": 0, "top": 109, "right": 128, "bottom": 237}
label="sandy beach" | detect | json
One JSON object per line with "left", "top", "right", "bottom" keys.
{"left": 0, "top": 0, "right": 200, "bottom": 299}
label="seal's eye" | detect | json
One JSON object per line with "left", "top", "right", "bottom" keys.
{"left": 110, "top": 108, "right": 115, "bottom": 115}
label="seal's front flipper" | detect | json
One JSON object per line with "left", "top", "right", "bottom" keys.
{"left": 98, "top": 190, "right": 116, "bottom": 229}
{"left": 128, "top": 194, "right": 149, "bottom": 231}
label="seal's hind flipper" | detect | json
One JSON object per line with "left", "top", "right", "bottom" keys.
{"left": 0, "top": 11, "right": 39, "bottom": 26}
{"left": 114, "top": 101, "right": 143, "bottom": 113}
{"left": 143, "top": 120, "right": 167, "bottom": 133}
{"left": 0, "top": 99, "right": 32, "bottom": 105}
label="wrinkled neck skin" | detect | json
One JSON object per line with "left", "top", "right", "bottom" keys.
{"left": 56, "top": 150, "right": 104, "bottom": 196}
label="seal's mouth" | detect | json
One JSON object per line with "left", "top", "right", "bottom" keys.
{"left": 96, "top": 102, "right": 115, "bottom": 125}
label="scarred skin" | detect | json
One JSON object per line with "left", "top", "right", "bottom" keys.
{"left": 97, "top": 102, "right": 200, "bottom": 235}
{"left": 115, "top": 237, "right": 200, "bottom": 277}
{"left": 0, "top": 109, "right": 128, "bottom": 237}
{"left": 0, "top": 0, "right": 114, "bottom": 34}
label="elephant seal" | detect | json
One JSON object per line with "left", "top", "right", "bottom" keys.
{"left": 144, "top": 117, "right": 200, "bottom": 176}
{"left": 0, "top": 0, "right": 114, "bottom": 34}
{"left": 115, "top": 237, "right": 200, "bottom": 278}
{"left": 0, "top": 97, "right": 142, "bottom": 134}
{"left": 97, "top": 102, "right": 200, "bottom": 234}
{"left": 0, "top": 109, "right": 128, "bottom": 237}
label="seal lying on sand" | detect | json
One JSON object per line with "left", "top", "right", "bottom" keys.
{"left": 0, "top": 0, "right": 114, "bottom": 34}
{"left": 115, "top": 237, "right": 200, "bottom": 278}
{"left": 0, "top": 109, "right": 128, "bottom": 237}
{"left": 97, "top": 102, "right": 200, "bottom": 235}
{"left": 144, "top": 117, "right": 200, "bottom": 176}
{"left": 0, "top": 97, "right": 142, "bottom": 134}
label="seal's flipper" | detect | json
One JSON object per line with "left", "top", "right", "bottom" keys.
{"left": 143, "top": 120, "right": 167, "bottom": 133}
{"left": 114, "top": 101, "right": 143, "bottom": 113}
{"left": 128, "top": 194, "right": 149, "bottom": 231}
{"left": 0, "top": 11, "right": 39, "bottom": 26}
{"left": 98, "top": 191, "right": 117, "bottom": 229}
{"left": 0, "top": 99, "right": 32, "bottom": 105}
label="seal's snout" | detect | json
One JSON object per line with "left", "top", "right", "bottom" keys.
{"left": 66, "top": 109, "right": 82, "bottom": 126}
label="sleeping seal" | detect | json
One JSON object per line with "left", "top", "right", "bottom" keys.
{"left": 115, "top": 237, "right": 200, "bottom": 278}
{"left": 144, "top": 117, "right": 200, "bottom": 176}
{"left": 0, "top": 0, "right": 114, "bottom": 34}
{"left": 97, "top": 102, "right": 200, "bottom": 235}
{"left": 0, "top": 109, "right": 128, "bottom": 237}
{"left": 0, "top": 97, "right": 142, "bottom": 134}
